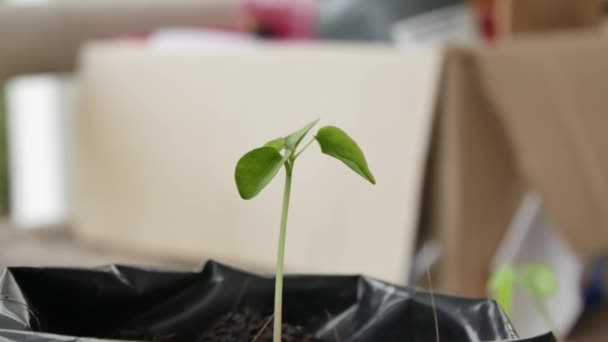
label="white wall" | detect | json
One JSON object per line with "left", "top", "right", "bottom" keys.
{"left": 6, "top": 75, "right": 72, "bottom": 228}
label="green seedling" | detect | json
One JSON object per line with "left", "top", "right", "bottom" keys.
{"left": 234, "top": 119, "right": 375, "bottom": 342}
{"left": 490, "top": 264, "right": 559, "bottom": 336}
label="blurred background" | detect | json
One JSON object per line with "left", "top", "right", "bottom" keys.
{"left": 1, "top": 0, "right": 608, "bottom": 340}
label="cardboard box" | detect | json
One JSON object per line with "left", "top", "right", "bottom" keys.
{"left": 423, "top": 31, "right": 608, "bottom": 296}
{"left": 74, "top": 42, "right": 441, "bottom": 284}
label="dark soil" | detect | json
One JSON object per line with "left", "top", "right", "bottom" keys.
{"left": 200, "top": 308, "right": 322, "bottom": 342}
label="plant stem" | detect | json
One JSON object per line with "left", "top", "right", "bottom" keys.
{"left": 273, "top": 165, "right": 293, "bottom": 342}
{"left": 294, "top": 138, "right": 315, "bottom": 160}
{"left": 426, "top": 266, "right": 440, "bottom": 342}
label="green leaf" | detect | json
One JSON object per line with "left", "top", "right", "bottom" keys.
{"left": 235, "top": 147, "right": 289, "bottom": 199}
{"left": 285, "top": 119, "right": 319, "bottom": 151}
{"left": 520, "top": 264, "right": 558, "bottom": 300}
{"left": 315, "top": 126, "right": 375, "bottom": 184}
{"left": 489, "top": 265, "right": 517, "bottom": 316}
{"left": 264, "top": 137, "right": 285, "bottom": 151}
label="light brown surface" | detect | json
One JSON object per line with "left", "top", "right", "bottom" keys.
{"left": 0, "top": 226, "right": 196, "bottom": 269}
{"left": 495, "top": 0, "right": 603, "bottom": 38}
{"left": 424, "top": 31, "right": 608, "bottom": 297}
{"left": 0, "top": 0, "right": 238, "bottom": 80}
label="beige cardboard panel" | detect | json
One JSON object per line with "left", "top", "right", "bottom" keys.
{"left": 74, "top": 43, "right": 440, "bottom": 284}
{"left": 430, "top": 48, "right": 524, "bottom": 296}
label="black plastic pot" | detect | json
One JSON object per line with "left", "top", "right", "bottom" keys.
{"left": 0, "top": 260, "right": 555, "bottom": 341}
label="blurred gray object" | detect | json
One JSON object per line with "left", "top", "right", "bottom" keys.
{"left": 392, "top": 5, "right": 480, "bottom": 50}
{"left": 317, "top": 0, "right": 464, "bottom": 41}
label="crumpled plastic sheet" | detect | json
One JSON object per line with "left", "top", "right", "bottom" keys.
{"left": 0, "top": 260, "right": 555, "bottom": 341}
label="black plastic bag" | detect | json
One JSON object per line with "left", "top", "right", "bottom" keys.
{"left": 0, "top": 260, "right": 555, "bottom": 341}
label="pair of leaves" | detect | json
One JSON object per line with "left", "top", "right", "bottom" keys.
{"left": 235, "top": 119, "right": 375, "bottom": 200}
{"left": 489, "top": 264, "right": 558, "bottom": 316}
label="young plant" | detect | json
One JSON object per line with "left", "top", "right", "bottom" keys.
{"left": 490, "top": 264, "right": 559, "bottom": 336}
{"left": 234, "top": 119, "right": 375, "bottom": 342}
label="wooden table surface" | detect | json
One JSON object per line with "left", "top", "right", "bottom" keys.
{"left": 0, "top": 225, "right": 197, "bottom": 269}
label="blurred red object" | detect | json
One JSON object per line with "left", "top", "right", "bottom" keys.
{"left": 471, "top": 0, "right": 496, "bottom": 41}
{"left": 478, "top": 4, "right": 496, "bottom": 41}
{"left": 241, "top": 0, "right": 319, "bottom": 39}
